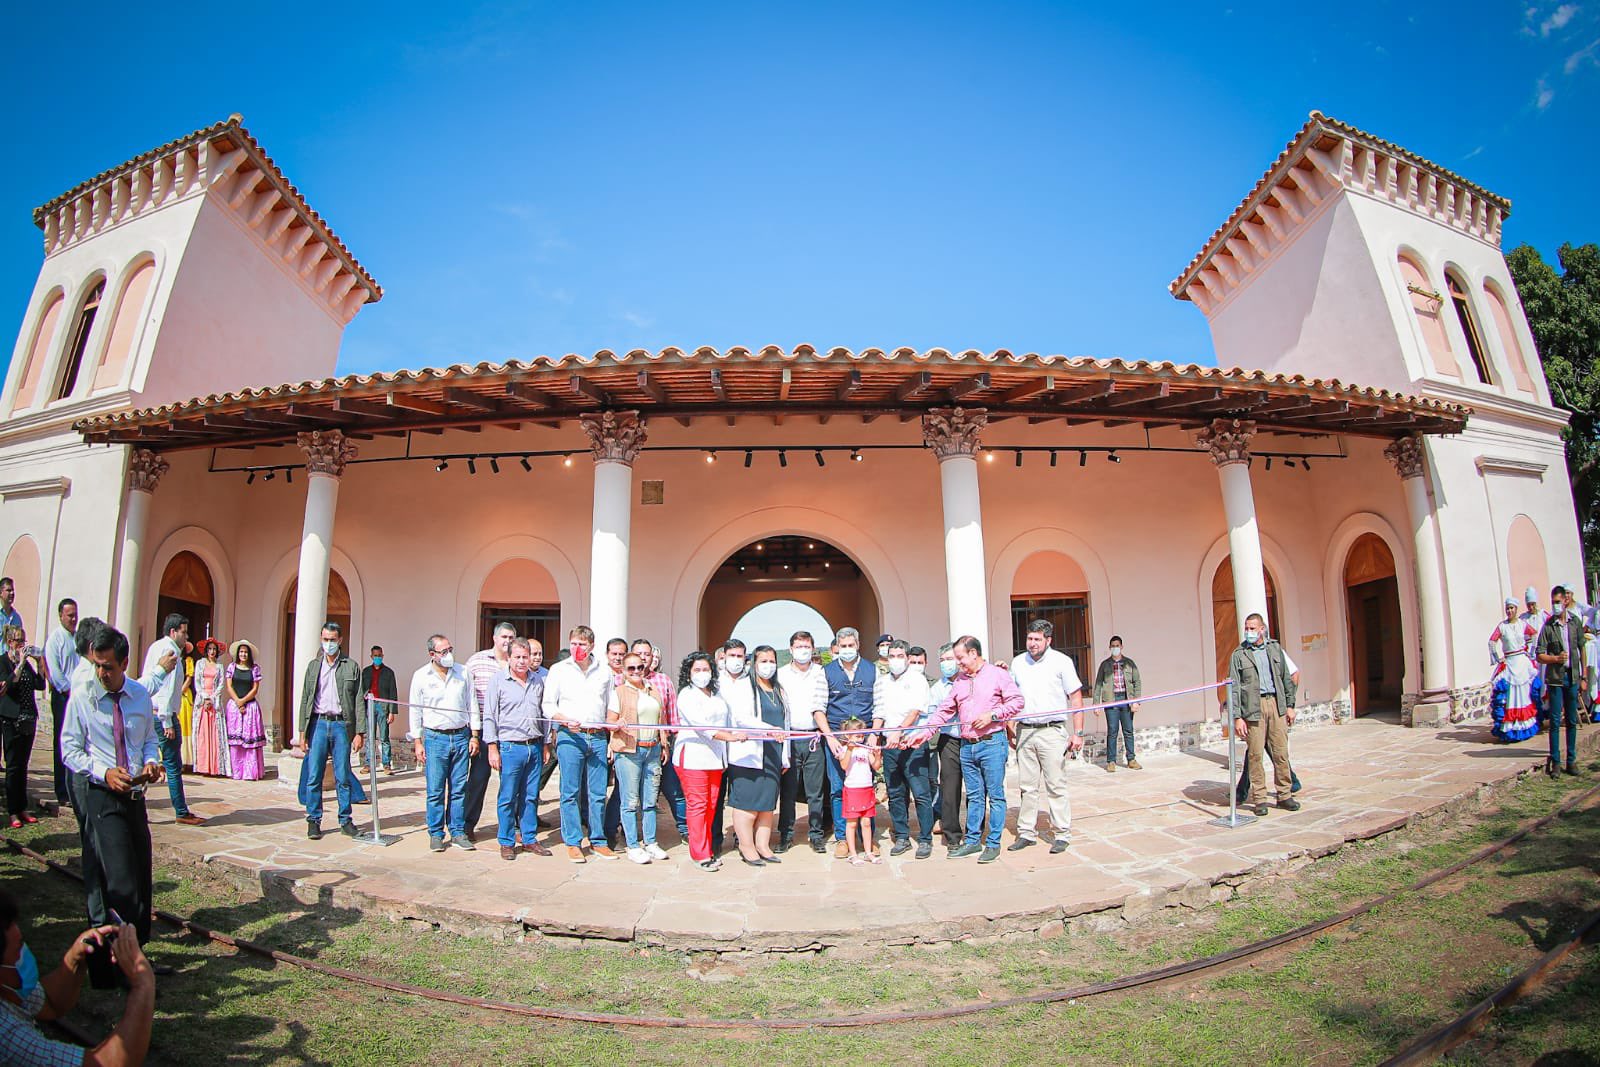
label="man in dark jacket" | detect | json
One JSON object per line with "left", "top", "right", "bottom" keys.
{"left": 1228, "top": 612, "right": 1300, "bottom": 817}
{"left": 358, "top": 645, "right": 399, "bottom": 774}
{"left": 295, "top": 622, "right": 364, "bottom": 839}
{"left": 1536, "top": 585, "right": 1585, "bottom": 777}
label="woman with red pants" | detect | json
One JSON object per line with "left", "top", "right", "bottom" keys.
{"left": 672, "top": 652, "right": 746, "bottom": 871}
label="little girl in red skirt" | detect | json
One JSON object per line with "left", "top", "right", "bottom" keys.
{"left": 839, "top": 716, "right": 882, "bottom": 866}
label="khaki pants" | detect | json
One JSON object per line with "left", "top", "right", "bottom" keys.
{"left": 1245, "top": 695, "right": 1293, "bottom": 805}
{"left": 1015, "top": 722, "right": 1072, "bottom": 841}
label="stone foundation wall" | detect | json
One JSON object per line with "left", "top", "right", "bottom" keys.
{"left": 1084, "top": 695, "right": 1350, "bottom": 760}
{"left": 1450, "top": 683, "right": 1493, "bottom": 724}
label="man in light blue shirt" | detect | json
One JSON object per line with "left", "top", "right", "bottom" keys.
{"left": 0, "top": 578, "right": 21, "bottom": 633}
{"left": 140, "top": 613, "right": 203, "bottom": 825}
{"left": 43, "top": 598, "right": 79, "bottom": 809}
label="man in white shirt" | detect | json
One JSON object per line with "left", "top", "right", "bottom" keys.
{"left": 408, "top": 633, "right": 480, "bottom": 853}
{"left": 1007, "top": 620, "right": 1084, "bottom": 855}
{"left": 140, "top": 614, "right": 203, "bottom": 826}
{"left": 541, "top": 625, "right": 615, "bottom": 862}
{"left": 43, "top": 598, "right": 79, "bottom": 809}
{"left": 776, "top": 630, "right": 830, "bottom": 853}
{"left": 880, "top": 640, "right": 936, "bottom": 858}
{"left": 462, "top": 622, "right": 516, "bottom": 843}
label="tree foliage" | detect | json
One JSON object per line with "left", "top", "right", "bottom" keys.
{"left": 1506, "top": 242, "right": 1600, "bottom": 566}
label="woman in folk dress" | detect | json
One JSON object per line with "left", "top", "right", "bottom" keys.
{"left": 191, "top": 638, "right": 229, "bottom": 775}
{"left": 1489, "top": 597, "right": 1541, "bottom": 743}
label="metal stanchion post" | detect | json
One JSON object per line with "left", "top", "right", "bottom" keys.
{"left": 363, "top": 693, "right": 398, "bottom": 846}
{"left": 1210, "top": 679, "right": 1256, "bottom": 829}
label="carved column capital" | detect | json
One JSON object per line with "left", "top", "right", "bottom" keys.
{"left": 579, "top": 410, "right": 647, "bottom": 464}
{"left": 1194, "top": 418, "right": 1256, "bottom": 467}
{"left": 1384, "top": 434, "right": 1426, "bottom": 480}
{"left": 127, "top": 448, "right": 169, "bottom": 494}
{"left": 922, "top": 407, "right": 988, "bottom": 461}
{"left": 297, "top": 430, "right": 359, "bottom": 477}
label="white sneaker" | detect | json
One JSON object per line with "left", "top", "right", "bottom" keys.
{"left": 627, "top": 846, "right": 652, "bottom": 865}
{"left": 645, "top": 843, "right": 669, "bottom": 860}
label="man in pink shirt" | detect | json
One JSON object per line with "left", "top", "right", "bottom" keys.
{"left": 913, "top": 635, "right": 1023, "bottom": 863}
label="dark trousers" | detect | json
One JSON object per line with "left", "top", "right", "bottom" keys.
{"left": 158, "top": 720, "right": 190, "bottom": 818}
{"left": 50, "top": 687, "right": 70, "bottom": 804}
{"left": 1549, "top": 681, "right": 1580, "bottom": 767}
{"left": 462, "top": 746, "right": 491, "bottom": 834}
{"left": 1105, "top": 703, "right": 1136, "bottom": 763}
{"left": 884, "top": 744, "right": 935, "bottom": 844}
{"left": 78, "top": 778, "right": 153, "bottom": 988}
{"left": 778, "top": 732, "right": 829, "bottom": 841}
{"left": 1234, "top": 748, "right": 1303, "bottom": 804}
{"left": 1, "top": 715, "right": 37, "bottom": 815}
{"left": 934, "top": 734, "right": 964, "bottom": 845}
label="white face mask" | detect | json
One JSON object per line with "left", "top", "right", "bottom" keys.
{"left": 755, "top": 661, "right": 777, "bottom": 680}
{"left": 690, "top": 670, "right": 712, "bottom": 689}
{"left": 888, "top": 657, "right": 908, "bottom": 677}
{"left": 322, "top": 640, "right": 340, "bottom": 657}
{"left": 436, "top": 652, "right": 455, "bottom": 670}
{"left": 724, "top": 656, "right": 746, "bottom": 676}
{"left": 1111, "top": 648, "right": 1123, "bottom": 660}
{"left": 791, "top": 647, "right": 813, "bottom": 665}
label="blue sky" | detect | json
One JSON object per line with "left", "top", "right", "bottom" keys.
{"left": 2, "top": 1, "right": 1595, "bottom": 381}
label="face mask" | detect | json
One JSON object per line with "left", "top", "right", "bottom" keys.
{"left": 690, "top": 670, "right": 712, "bottom": 689}
{"left": 3, "top": 943, "right": 39, "bottom": 1004}
{"left": 1111, "top": 649, "right": 1123, "bottom": 660}
{"left": 940, "top": 660, "right": 959, "bottom": 679}
{"left": 724, "top": 656, "right": 746, "bottom": 676}
{"left": 571, "top": 643, "right": 589, "bottom": 664}
{"left": 322, "top": 640, "right": 340, "bottom": 657}
{"left": 1245, "top": 632, "right": 1262, "bottom": 647}
{"left": 878, "top": 648, "right": 890, "bottom": 661}
{"left": 791, "top": 647, "right": 813, "bottom": 665}
{"left": 372, "top": 656, "right": 383, "bottom": 666}
{"left": 838, "top": 647, "right": 859, "bottom": 663}
{"left": 436, "top": 652, "right": 455, "bottom": 670}
{"left": 888, "top": 657, "right": 908, "bottom": 677}
{"left": 755, "top": 661, "right": 777, "bottom": 680}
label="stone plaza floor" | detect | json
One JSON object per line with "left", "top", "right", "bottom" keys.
{"left": 29, "top": 716, "right": 1579, "bottom": 952}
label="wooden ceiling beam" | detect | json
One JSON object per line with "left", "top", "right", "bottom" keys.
{"left": 996, "top": 375, "right": 1054, "bottom": 405}
{"left": 893, "top": 371, "right": 933, "bottom": 402}
{"left": 709, "top": 369, "right": 730, "bottom": 403}
{"left": 1052, "top": 379, "right": 1115, "bottom": 405}
{"left": 442, "top": 387, "right": 509, "bottom": 413}
{"left": 506, "top": 382, "right": 560, "bottom": 408}
{"left": 942, "top": 371, "right": 990, "bottom": 404}
{"left": 1101, "top": 382, "right": 1171, "bottom": 408}
{"left": 1148, "top": 387, "right": 1224, "bottom": 411}
{"left": 285, "top": 403, "right": 349, "bottom": 424}
{"left": 569, "top": 375, "right": 610, "bottom": 405}
{"left": 333, "top": 397, "right": 402, "bottom": 419}
{"left": 636, "top": 370, "right": 668, "bottom": 404}
{"left": 834, "top": 369, "right": 862, "bottom": 403}
{"left": 387, "top": 392, "right": 451, "bottom": 416}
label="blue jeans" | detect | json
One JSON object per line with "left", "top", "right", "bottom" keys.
{"left": 494, "top": 741, "right": 543, "bottom": 849}
{"left": 660, "top": 759, "right": 689, "bottom": 835}
{"left": 1548, "top": 681, "right": 1580, "bottom": 767}
{"left": 299, "top": 717, "right": 352, "bottom": 825}
{"left": 960, "top": 732, "right": 1008, "bottom": 849}
{"left": 423, "top": 728, "right": 470, "bottom": 839}
{"left": 159, "top": 719, "right": 189, "bottom": 817}
{"left": 557, "top": 728, "right": 610, "bottom": 848}
{"left": 1105, "top": 704, "right": 1136, "bottom": 764}
{"left": 613, "top": 747, "right": 662, "bottom": 848}
{"left": 884, "top": 745, "right": 934, "bottom": 844}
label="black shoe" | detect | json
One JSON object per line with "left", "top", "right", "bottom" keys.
{"left": 340, "top": 821, "right": 360, "bottom": 837}
{"left": 149, "top": 962, "right": 176, "bottom": 977}
{"left": 741, "top": 857, "right": 766, "bottom": 868}
{"left": 775, "top": 835, "right": 792, "bottom": 854}
{"left": 1049, "top": 839, "right": 1070, "bottom": 855}
{"left": 1547, "top": 758, "right": 1559, "bottom": 778}
{"left": 306, "top": 820, "right": 322, "bottom": 840}
{"left": 760, "top": 854, "right": 782, "bottom": 864}
{"left": 809, "top": 837, "right": 827, "bottom": 854}
{"left": 949, "top": 842, "right": 982, "bottom": 858}
{"left": 1007, "top": 837, "right": 1036, "bottom": 852}
{"left": 915, "top": 842, "right": 933, "bottom": 859}
{"left": 1278, "top": 798, "right": 1301, "bottom": 812}
{"left": 1565, "top": 763, "right": 1579, "bottom": 776}
{"left": 1252, "top": 804, "right": 1269, "bottom": 817}
{"left": 977, "top": 846, "right": 1001, "bottom": 864}
{"left": 890, "top": 838, "right": 912, "bottom": 857}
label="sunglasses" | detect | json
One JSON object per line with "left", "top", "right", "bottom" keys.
{"left": 624, "top": 665, "right": 645, "bottom": 674}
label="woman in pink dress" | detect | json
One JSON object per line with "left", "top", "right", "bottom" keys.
{"left": 225, "top": 640, "right": 266, "bottom": 780}
{"left": 191, "top": 639, "right": 227, "bottom": 776}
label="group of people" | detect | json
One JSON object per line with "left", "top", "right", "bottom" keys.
{"left": 1489, "top": 583, "right": 1598, "bottom": 776}
{"left": 286, "top": 610, "right": 1305, "bottom": 870}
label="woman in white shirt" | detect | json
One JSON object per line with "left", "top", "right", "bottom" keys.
{"left": 724, "top": 645, "right": 791, "bottom": 867}
{"left": 673, "top": 652, "right": 746, "bottom": 871}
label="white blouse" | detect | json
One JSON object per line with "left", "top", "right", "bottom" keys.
{"left": 673, "top": 686, "right": 732, "bottom": 770}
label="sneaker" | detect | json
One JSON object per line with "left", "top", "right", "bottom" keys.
{"left": 590, "top": 845, "right": 619, "bottom": 860}
{"left": 1007, "top": 837, "right": 1036, "bottom": 852}
{"left": 306, "top": 820, "right": 322, "bottom": 840}
{"left": 698, "top": 858, "right": 722, "bottom": 872}
{"left": 890, "top": 838, "right": 912, "bottom": 857}
{"left": 1049, "top": 839, "right": 1070, "bottom": 855}
{"left": 1278, "top": 797, "right": 1302, "bottom": 812}
{"left": 340, "top": 821, "right": 359, "bottom": 838}
{"left": 567, "top": 846, "right": 586, "bottom": 864}
{"left": 978, "top": 846, "right": 1001, "bottom": 864}
{"left": 627, "top": 847, "right": 651, "bottom": 865}
{"left": 810, "top": 838, "right": 827, "bottom": 854}
{"left": 429, "top": 836, "right": 446, "bottom": 853}
{"left": 835, "top": 840, "right": 849, "bottom": 859}
{"left": 1126, "top": 759, "right": 1143, "bottom": 770}
{"left": 949, "top": 842, "right": 982, "bottom": 858}
{"left": 915, "top": 842, "right": 933, "bottom": 859}
{"left": 645, "top": 843, "right": 669, "bottom": 860}
{"left": 452, "top": 836, "right": 476, "bottom": 851}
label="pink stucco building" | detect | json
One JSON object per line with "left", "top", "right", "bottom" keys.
{"left": 0, "top": 113, "right": 1579, "bottom": 751}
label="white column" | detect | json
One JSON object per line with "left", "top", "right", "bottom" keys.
{"left": 1387, "top": 435, "right": 1452, "bottom": 719}
{"left": 113, "top": 449, "right": 169, "bottom": 640}
{"left": 580, "top": 411, "right": 645, "bottom": 643}
{"left": 290, "top": 431, "right": 357, "bottom": 738}
{"left": 1196, "top": 420, "right": 1269, "bottom": 629}
{"left": 924, "top": 407, "right": 991, "bottom": 652}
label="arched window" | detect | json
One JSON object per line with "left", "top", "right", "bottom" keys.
{"left": 1445, "top": 271, "right": 1493, "bottom": 385}
{"left": 94, "top": 259, "right": 155, "bottom": 391}
{"left": 1482, "top": 281, "right": 1536, "bottom": 395}
{"left": 54, "top": 278, "right": 105, "bottom": 401}
{"left": 1398, "top": 254, "right": 1458, "bottom": 378}
{"left": 8, "top": 291, "right": 63, "bottom": 413}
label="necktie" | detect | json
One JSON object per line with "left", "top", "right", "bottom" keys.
{"left": 109, "top": 690, "right": 131, "bottom": 771}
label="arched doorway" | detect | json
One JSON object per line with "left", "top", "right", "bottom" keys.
{"left": 2, "top": 535, "right": 42, "bottom": 639}
{"left": 279, "top": 571, "right": 351, "bottom": 739}
{"left": 478, "top": 558, "right": 561, "bottom": 655}
{"left": 157, "top": 550, "right": 214, "bottom": 642}
{"left": 729, "top": 600, "right": 835, "bottom": 664}
{"left": 699, "top": 537, "right": 878, "bottom": 654}
{"left": 1212, "top": 556, "right": 1282, "bottom": 683}
{"left": 1010, "top": 549, "right": 1093, "bottom": 681}
{"left": 1344, "top": 533, "right": 1403, "bottom": 717}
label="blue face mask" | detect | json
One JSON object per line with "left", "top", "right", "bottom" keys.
{"left": 837, "top": 647, "right": 859, "bottom": 663}
{"left": 940, "top": 660, "right": 959, "bottom": 679}
{"left": 372, "top": 656, "right": 383, "bottom": 666}
{"left": 4, "top": 943, "right": 39, "bottom": 1003}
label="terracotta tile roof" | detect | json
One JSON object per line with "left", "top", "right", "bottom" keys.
{"left": 75, "top": 346, "right": 1469, "bottom": 449}
{"left": 1169, "top": 111, "right": 1512, "bottom": 300}
{"left": 33, "top": 116, "right": 381, "bottom": 304}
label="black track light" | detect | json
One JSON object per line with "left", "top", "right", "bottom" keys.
{"left": 814, "top": 450, "right": 825, "bottom": 467}
{"left": 1078, "top": 451, "right": 1087, "bottom": 467}
{"left": 1302, "top": 458, "right": 1312, "bottom": 470}
{"left": 467, "top": 458, "right": 477, "bottom": 475}
{"left": 520, "top": 456, "right": 532, "bottom": 472}
{"left": 246, "top": 471, "right": 256, "bottom": 485}
{"left": 779, "top": 450, "right": 788, "bottom": 468}
{"left": 1049, "top": 450, "right": 1058, "bottom": 467}
{"left": 1014, "top": 450, "right": 1023, "bottom": 468}
{"left": 264, "top": 470, "right": 276, "bottom": 482}
{"left": 744, "top": 450, "right": 753, "bottom": 468}
{"left": 436, "top": 460, "right": 448, "bottom": 472}
{"left": 1266, "top": 456, "right": 1274, "bottom": 471}
{"left": 1107, "top": 451, "right": 1121, "bottom": 463}
{"left": 705, "top": 451, "right": 717, "bottom": 464}
{"left": 850, "top": 449, "right": 862, "bottom": 463}
{"left": 286, "top": 468, "right": 293, "bottom": 484}
{"left": 490, "top": 457, "right": 500, "bottom": 474}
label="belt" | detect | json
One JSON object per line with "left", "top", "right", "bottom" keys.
{"left": 425, "top": 725, "right": 469, "bottom": 735}
{"left": 497, "top": 738, "right": 541, "bottom": 746}
{"left": 562, "top": 725, "right": 607, "bottom": 735}
{"left": 962, "top": 731, "right": 1004, "bottom": 744}
{"left": 314, "top": 712, "right": 345, "bottom": 720}
{"left": 636, "top": 739, "right": 659, "bottom": 748}
{"left": 1021, "top": 719, "right": 1068, "bottom": 728}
